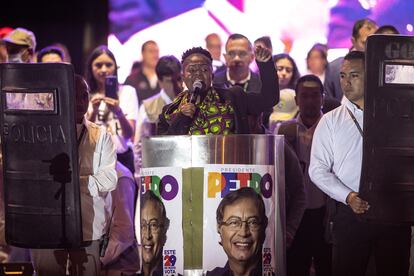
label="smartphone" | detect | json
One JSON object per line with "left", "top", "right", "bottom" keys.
{"left": 105, "top": 76, "right": 118, "bottom": 99}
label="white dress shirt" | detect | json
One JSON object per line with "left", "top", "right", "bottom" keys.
{"left": 309, "top": 98, "right": 363, "bottom": 204}
{"left": 226, "top": 69, "right": 251, "bottom": 88}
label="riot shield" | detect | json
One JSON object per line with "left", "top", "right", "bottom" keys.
{"left": 360, "top": 35, "right": 414, "bottom": 224}
{"left": 0, "top": 63, "right": 82, "bottom": 248}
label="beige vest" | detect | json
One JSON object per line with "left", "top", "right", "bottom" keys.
{"left": 79, "top": 121, "right": 101, "bottom": 178}
{"left": 143, "top": 96, "right": 168, "bottom": 123}
{"left": 78, "top": 121, "right": 109, "bottom": 241}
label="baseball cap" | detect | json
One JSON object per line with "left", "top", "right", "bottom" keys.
{"left": 269, "top": 88, "right": 298, "bottom": 122}
{"left": 3, "top": 28, "right": 36, "bottom": 51}
{"left": 0, "top": 27, "right": 13, "bottom": 39}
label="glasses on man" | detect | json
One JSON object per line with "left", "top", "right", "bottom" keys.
{"left": 185, "top": 64, "right": 211, "bottom": 74}
{"left": 226, "top": 50, "right": 249, "bottom": 59}
{"left": 221, "top": 217, "right": 262, "bottom": 231}
{"left": 276, "top": 66, "right": 293, "bottom": 74}
{"left": 141, "top": 220, "right": 163, "bottom": 233}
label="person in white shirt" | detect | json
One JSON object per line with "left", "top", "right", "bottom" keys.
{"left": 134, "top": 55, "right": 182, "bottom": 172}
{"left": 309, "top": 51, "right": 410, "bottom": 276}
{"left": 31, "top": 75, "right": 117, "bottom": 275}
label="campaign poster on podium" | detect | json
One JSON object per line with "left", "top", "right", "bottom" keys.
{"left": 202, "top": 164, "right": 276, "bottom": 274}
{"left": 140, "top": 167, "right": 184, "bottom": 275}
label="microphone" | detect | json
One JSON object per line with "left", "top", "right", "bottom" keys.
{"left": 189, "top": 80, "right": 204, "bottom": 103}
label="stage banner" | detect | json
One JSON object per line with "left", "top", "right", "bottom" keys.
{"left": 202, "top": 164, "right": 276, "bottom": 274}
{"left": 140, "top": 167, "right": 184, "bottom": 275}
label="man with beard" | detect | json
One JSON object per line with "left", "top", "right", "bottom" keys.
{"left": 157, "top": 45, "right": 278, "bottom": 135}
{"left": 139, "top": 190, "right": 170, "bottom": 276}
{"left": 207, "top": 187, "right": 272, "bottom": 276}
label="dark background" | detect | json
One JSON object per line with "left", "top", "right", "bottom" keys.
{"left": 1, "top": 0, "right": 109, "bottom": 74}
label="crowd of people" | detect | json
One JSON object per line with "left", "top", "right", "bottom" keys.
{"left": 0, "top": 17, "right": 410, "bottom": 276}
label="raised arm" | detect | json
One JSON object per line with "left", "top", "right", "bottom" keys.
{"left": 245, "top": 46, "right": 279, "bottom": 114}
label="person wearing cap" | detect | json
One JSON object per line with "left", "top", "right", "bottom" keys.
{"left": 268, "top": 89, "right": 299, "bottom": 132}
{"left": 278, "top": 75, "right": 332, "bottom": 276}
{"left": 0, "top": 40, "right": 7, "bottom": 63}
{"left": 3, "top": 27, "right": 36, "bottom": 63}
{"left": 264, "top": 53, "right": 301, "bottom": 132}
{"left": 0, "top": 27, "right": 37, "bottom": 264}
{"left": 0, "top": 27, "right": 13, "bottom": 63}
{"left": 1, "top": 28, "right": 37, "bottom": 135}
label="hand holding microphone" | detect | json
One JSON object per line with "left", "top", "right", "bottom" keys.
{"left": 188, "top": 80, "right": 203, "bottom": 103}
{"left": 182, "top": 80, "right": 204, "bottom": 118}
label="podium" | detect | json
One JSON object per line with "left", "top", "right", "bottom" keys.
{"left": 137, "top": 134, "right": 285, "bottom": 276}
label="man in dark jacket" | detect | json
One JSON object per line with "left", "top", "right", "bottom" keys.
{"left": 213, "top": 34, "right": 267, "bottom": 133}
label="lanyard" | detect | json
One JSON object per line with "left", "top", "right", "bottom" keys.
{"left": 346, "top": 107, "right": 363, "bottom": 137}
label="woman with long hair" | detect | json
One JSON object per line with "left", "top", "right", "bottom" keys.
{"left": 85, "top": 45, "right": 140, "bottom": 275}
{"left": 268, "top": 53, "right": 300, "bottom": 131}
{"left": 273, "top": 53, "right": 300, "bottom": 90}
{"left": 306, "top": 43, "right": 328, "bottom": 83}
{"left": 85, "top": 45, "right": 138, "bottom": 174}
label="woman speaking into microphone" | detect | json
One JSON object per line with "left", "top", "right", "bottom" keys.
{"left": 157, "top": 45, "right": 279, "bottom": 135}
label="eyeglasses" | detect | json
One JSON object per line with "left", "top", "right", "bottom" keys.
{"left": 185, "top": 64, "right": 211, "bottom": 74}
{"left": 141, "top": 220, "right": 163, "bottom": 233}
{"left": 221, "top": 217, "right": 262, "bottom": 231}
{"left": 276, "top": 66, "right": 293, "bottom": 74}
{"left": 226, "top": 51, "right": 250, "bottom": 59}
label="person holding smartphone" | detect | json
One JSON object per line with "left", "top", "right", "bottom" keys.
{"left": 85, "top": 46, "right": 140, "bottom": 275}
{"left": 85, "top": 45, "right": 138, "bottom": 174}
